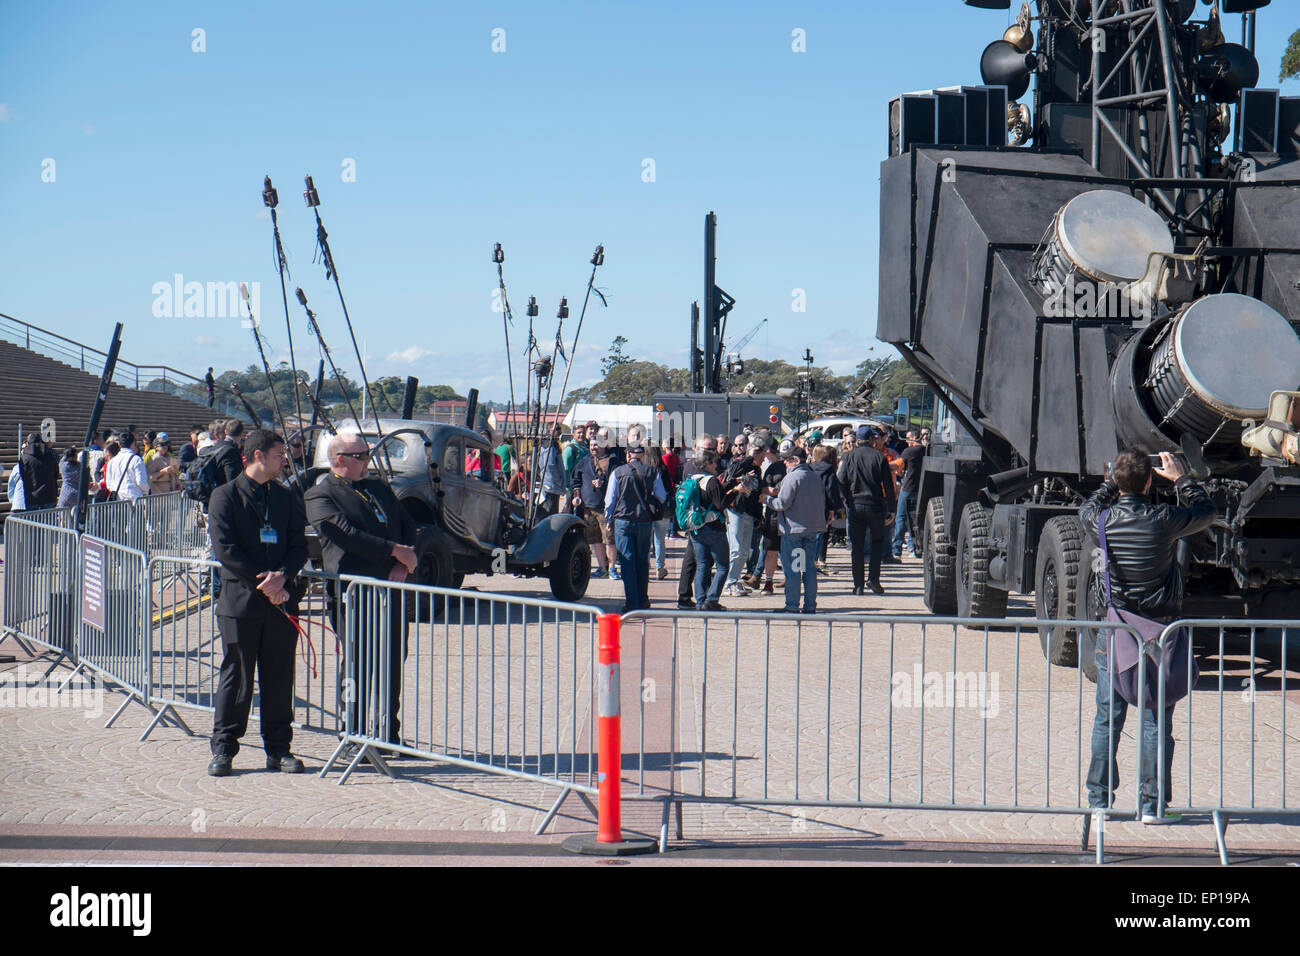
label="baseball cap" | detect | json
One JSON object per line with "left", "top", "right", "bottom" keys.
{"left": 808, "top": 429, "right": 822, "bottom": 444}
{"left": 156, "top": 431, "right": 170, "bottom": 442}
{"left": 778, "top": 439, "right": 795, "bottom": 456}
{"left": 856, "top": 425, "right": 874, "bottom": 441}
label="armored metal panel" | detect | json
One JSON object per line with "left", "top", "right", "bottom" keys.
{"left": 877, "top": 155, "right": 915, "bottom": 342}
{"left": 977, "top": 254, "right": 1037, "bottom": 455}
{"left": 1233, "top": 167, "right": 1300, "bottom": 323}
{"left": 963, "top": 87, "right": 989, "bottom": 146}
{"left": 1280, "top": 97, "right": 1300, "bottom": 159}
{"left": 935, "top": 88, "right": 966, "bottom": 146}
{"left": 1079, "top": 325, "right": 1120, "bottom": 476}
{"left": 1034, "top": 321, "right": 1080, "bottom": 473}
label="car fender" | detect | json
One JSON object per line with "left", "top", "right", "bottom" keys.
{"left": 513, "top": 514, "right": 585, "bottom": 565}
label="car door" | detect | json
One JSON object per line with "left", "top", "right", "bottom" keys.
{"left": 460, "top": 437, "right": 502, "bottom": 544}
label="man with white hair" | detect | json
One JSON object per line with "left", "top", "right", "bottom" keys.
{"left": 604, "top": 441, "right": 667, "bottom": 612}
{"left": 305, "top": 431, "right": 418, "bottom": 751}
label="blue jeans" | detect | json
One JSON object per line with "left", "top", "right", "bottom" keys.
{"left": 614, "top": 519, "right": 652, "bottom": 611}
{"left": 651, "top": 517, "right": 671, "bottom": 569}
{"left": 1086, "top": 633, "right": 1175, "bottom": 816}
{"left": 725, "top": 510, "right": 755, "bottom": 587}
{"left": 892, "top": 489, "right": 918, "bottom": 556}
{"left": 691, "top": 522, "right": 730, "bottom": 607}
{"left": 779, "top": 532, "right": 819, "bottom": 612}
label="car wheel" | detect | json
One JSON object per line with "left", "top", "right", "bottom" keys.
{"left": 1035, "top": 515, "right": 1083, "bottom": 668}
{"left": 548, "top": 530, "right": 591, "bottom": 602}
{"left": 922, "top": 497, "right": 957, "bottom": 615}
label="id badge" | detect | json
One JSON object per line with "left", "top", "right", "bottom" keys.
{"left": 260, "top": 525, "right": 278, "bottom": 545}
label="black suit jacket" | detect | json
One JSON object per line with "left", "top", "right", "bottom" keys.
{"left": 212, "top": 438, "right": 244, "bottom": 487}
{"left": 304, "top": 474, "right": 416, "bottom": 579}
{"left": 207, "top": 472, "right": 308, "bottom": 618}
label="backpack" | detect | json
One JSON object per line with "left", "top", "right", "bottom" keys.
{"left": 183, "top": 445, "right": 222, "bottom": 504}
{"left": 675, "top": 475, "right": 715, "bottom": 533}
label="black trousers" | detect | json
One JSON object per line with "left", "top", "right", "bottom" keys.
{"left": 677, "top": 540, "right": 714, "bottom": 602}
{"left": 847, "top": 502, "right": 886, "bottom": 590}
{"left": 329, "top": 586, "right": 408, "bottom": 744}
{"left": 212, "top": 612, "right": 297, "bottom": 758}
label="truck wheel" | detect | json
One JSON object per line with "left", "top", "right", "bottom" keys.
{"left": 922, "top": 497, "right": 957, "bottom": 615}
{"left": 956, "top": 502, "right": 1008, "bottom": 623}
{"left": 411, "top": 526, "right": 453, "bottom": 620}
{"left": 548, "top": 530, "right": 591, "bottom": 602}
{"left": 1076, "top": 531, "right": 1104, "bottom": 683}
{"left": 1035, "top": 515, "right": 1083, "bottom": 667}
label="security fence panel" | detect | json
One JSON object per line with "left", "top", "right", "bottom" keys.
{"left": 1, "top": 516, "right": 80, "bottom": 661}
{"left": 323, "top": 577, "right": 601, "bottom": 811}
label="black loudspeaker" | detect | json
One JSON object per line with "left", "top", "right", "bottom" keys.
{"left": 985, "top": 86, "right": 1007, "bottom": 146}
{"left": 889, "top": 93, "right": 937, "bottom": 156}
{"left": 936, "top": 88, "right": 966, "bottom": 146}
{"left": 1240, "top": 88, "right": 1280, "bottom": 154}
{"left": 964, "top": 87, "right": 989, "bottom": 146}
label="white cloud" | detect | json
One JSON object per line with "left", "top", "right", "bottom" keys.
{"left": 0, "top": 103, "right": 11, "bottom": 123}
{"left": 387, "top": 345, "right": 437, "bottom": 363}
{"left": 81, "top": 122, "right": 94, "bottom": 135}
{"left": 193, "top": 335, "right": 218, "bottom": 347}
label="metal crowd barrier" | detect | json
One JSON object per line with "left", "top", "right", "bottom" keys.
{"left": 142, "top": 555, "right": 342, "bottom": 740}
{"left": 1155, "top": 619, "right": 1298, "bottom": 865}
{"left": 69, "top": 535, "right": 152, "bottom": 728}
{"left": 618, "top": 609, "right": 1169, "bottom": 857}
{"left": 84, "top": 491, "right": 204, "bottom": 557}
{"left": 1, "top": 515, "right": 81, "bottom": 671}
{"left": 320, "top": 576, "right": 602, "bottom": 833}
{"left": 5, "top": 505, "right": 76, "bottom": 529}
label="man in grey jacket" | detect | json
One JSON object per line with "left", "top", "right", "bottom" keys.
{"left": 762, "top": 443, "right": 828, "bottom": 613}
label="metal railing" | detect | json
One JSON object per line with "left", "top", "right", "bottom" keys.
{"left": 70, "top": 535, "right": 151, "bottom": 728}
{"left": 320, "top": 576, "right": 602, "bottom": 831}
{"left": 142, "top": 556, "right": 342, "bottom": 740}
{"left": 1154, "top": 619, "right": 1298, "bottom": 864}
{"left": 0, "top": 311, "right": 245, "bottom": 419}
{"left": 615, "top": 608, "right": 1300, "bottom": 860}
{"left": 83, "top": 491, "right": 206, "bottom": 557}
{"left": 0, "top": 516, "right": 80, "bottom": 668}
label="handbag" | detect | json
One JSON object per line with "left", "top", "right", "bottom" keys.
{"left": 1097, "top": 510, "right": 1198, "bottom": 710}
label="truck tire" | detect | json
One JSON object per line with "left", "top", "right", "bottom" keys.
{"left": 1076, "top": 531, "right": 1104, "bottom": 683}
{"left": 548, "top": 529, "right": 591, "bottom": 602}
{"left": 1035, "top": 515, "right": 1083, "bottom": 667}
{"left": 923, "top": 497, "right": 957, "bottom": 615}
{"left": 956, "top": 502, "right": 1008, "bottom": 623}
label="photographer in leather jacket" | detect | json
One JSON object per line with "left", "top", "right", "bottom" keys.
{"left": 1078, "top": 449, "right": 1214, "bottom": 824}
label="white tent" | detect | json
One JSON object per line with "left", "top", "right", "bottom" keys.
{"left": 563, "top": 403, "right": 653, "bottom": 443}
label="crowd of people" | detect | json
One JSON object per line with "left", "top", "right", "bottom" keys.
{"left": 2, "top": 418, "right": 312, "bottom": 513}
{"left": 494, "top": 418, "right": 934, "bottom": 614}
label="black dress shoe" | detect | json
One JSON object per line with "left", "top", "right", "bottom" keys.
{"left": 266, "top": 753, "right": 305, "bottom": 773}
{"left": 677, "top": 598, "right": 695, "bottom": 610}
{"left": 207, "top": 754, "right": 232, "bottom": 777}
{"left": 851, "top": 586, "right": 864, "bottom": 596}
{"left": 868, "top": 581, "right": 885, "bottom": 595}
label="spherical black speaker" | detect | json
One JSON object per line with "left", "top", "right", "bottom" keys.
{"left": 1196, "top": 43, "right": 1260, "bottom": 103}
{"left": 980, "top": 39, "right": 1034, "bottom": 101}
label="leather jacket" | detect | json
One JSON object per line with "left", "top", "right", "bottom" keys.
{"left": 1078, "top": 477, "right": 1215, "bottom": 621}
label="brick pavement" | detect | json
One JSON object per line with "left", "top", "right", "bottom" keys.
{"left": 2, "top": 530, "right": 1298, "bottom": 863}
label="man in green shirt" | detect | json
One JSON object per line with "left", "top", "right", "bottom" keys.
{"left": 562, "top": 423, "right": 591, "bottom": 494}
{"left": 493, "top": 432, "right": 515, "bottom": 479}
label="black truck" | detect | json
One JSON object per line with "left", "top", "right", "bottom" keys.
{"left": 878, "top": 0, "right": 1300, "bottom": 676}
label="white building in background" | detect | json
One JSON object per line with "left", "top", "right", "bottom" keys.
{"left": 563, "top": 403, "right": 652, "bottom": 445}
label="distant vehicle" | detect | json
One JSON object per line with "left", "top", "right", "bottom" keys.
{"left": 301, "top": 418, "right": 590, "bottom": 602}
{"left": 793, "top": 415, "right": 891, "bottom": 451}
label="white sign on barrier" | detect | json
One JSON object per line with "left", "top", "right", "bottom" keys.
{"left": 81, "top": 537, "right": 106, "bottom": 632}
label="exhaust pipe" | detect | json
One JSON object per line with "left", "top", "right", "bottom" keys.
{"left": 984, "top": 466, "right": 1033, "bottom": 503}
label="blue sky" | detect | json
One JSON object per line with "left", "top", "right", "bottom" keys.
{"left": 1, "top": 0, "right": 1296, "bottom": 402}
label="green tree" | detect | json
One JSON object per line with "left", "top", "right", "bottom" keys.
{"left": 600, "top": 335, "right": 633, "bottom": 376}
{"left": 1282, "top": 28, "right": 1300, "bottom": 82}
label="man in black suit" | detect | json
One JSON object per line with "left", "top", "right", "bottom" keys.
{"left": 213, "top": 418, "right": 246, "bottom": 486}
{"left": 206, "top": 429, "right": 309, "bottom": 776}
{"left": 304, "top": 432, "right": 418, "bottom": 748}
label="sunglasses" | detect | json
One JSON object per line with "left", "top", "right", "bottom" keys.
{"left": 338, "top": 451, "right": 369, "bottom": 461}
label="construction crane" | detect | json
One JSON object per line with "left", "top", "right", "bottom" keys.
{"left": 723, "top": 317, "right": 767, "bottom": 378}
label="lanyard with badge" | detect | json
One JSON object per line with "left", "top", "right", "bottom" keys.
{"left": 258, "top": 487, "right": 278, "bottom": 545}
{"left": 348, "top": 479, "right": 387, "bottom": 525}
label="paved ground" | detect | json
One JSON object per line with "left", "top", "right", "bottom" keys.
{"left": 2, "top": 530, "right": 1298, "bottom": 865}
